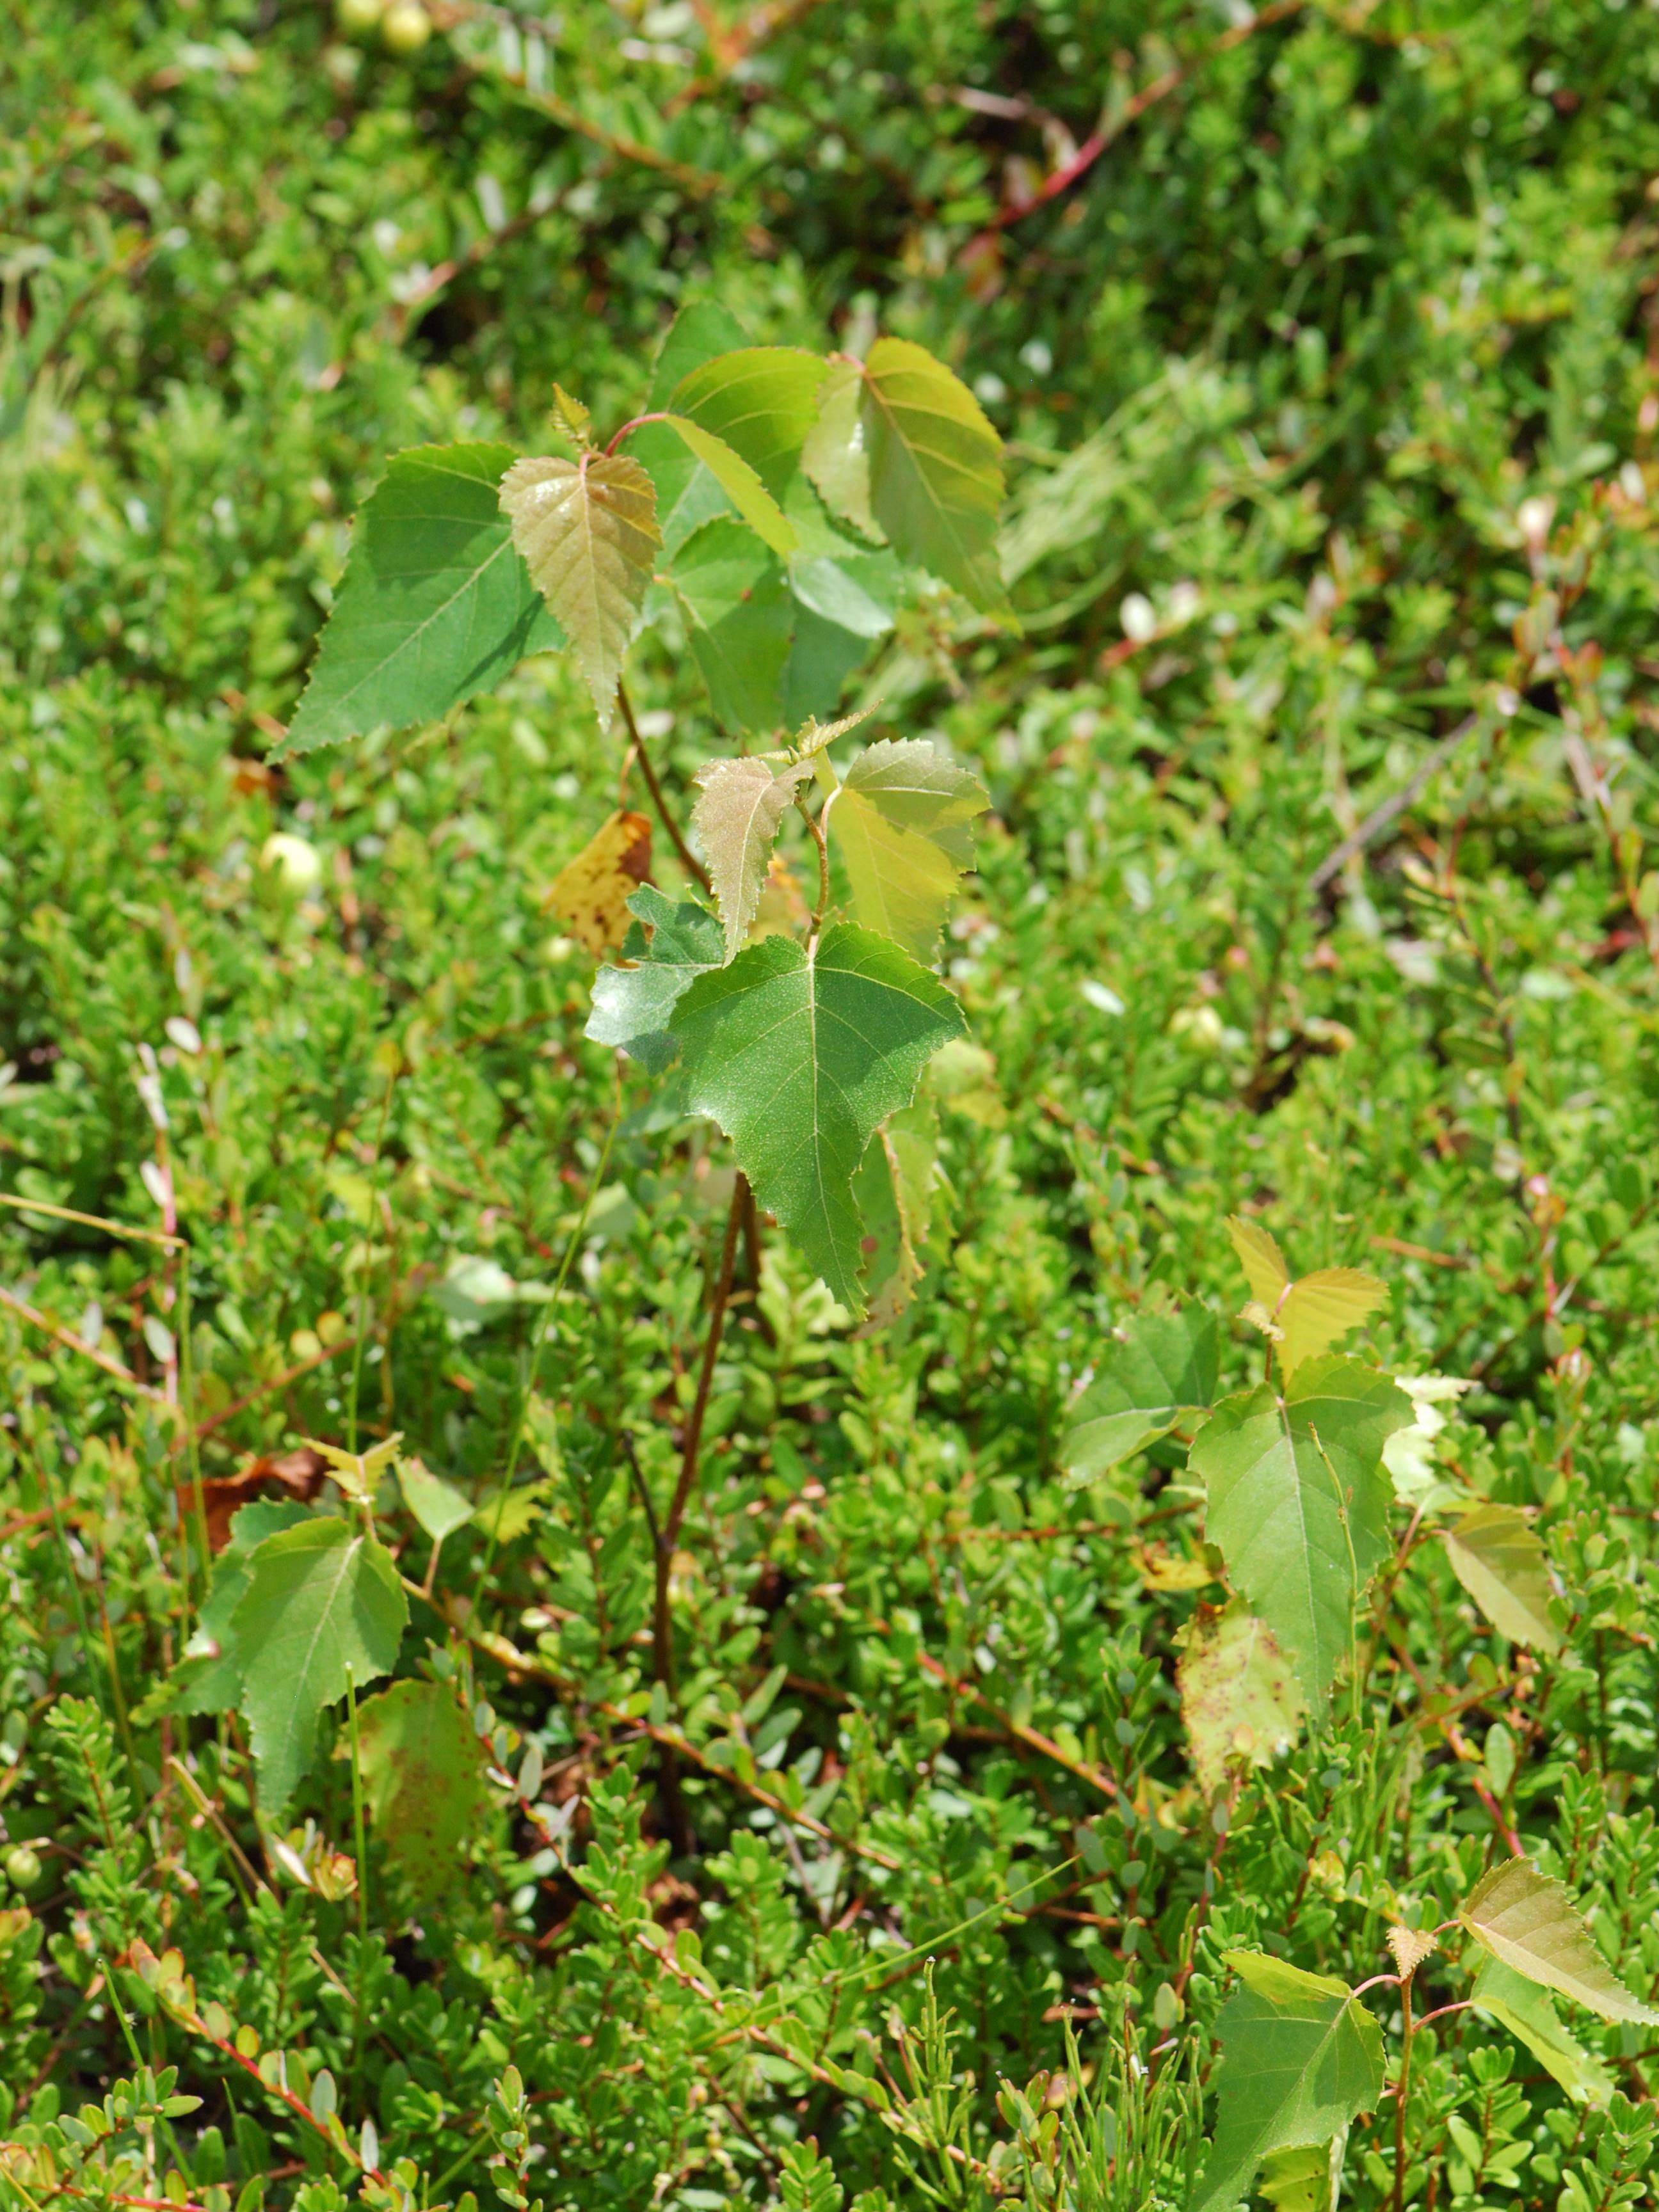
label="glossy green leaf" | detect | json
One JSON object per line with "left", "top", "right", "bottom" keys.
{"left": 397, "top": 1457, "right": 473, "bottom": 1543}
{"left": 669, "top": 923, "right": 965, "bottom": 1310}
{"left": 278, "top": 444, "right": 565, "bottom": 758}
{"left": 1063, "top": 1305, "right": 1220, "bottom": 1479}
{"left": 1190, "top": 1357, "right": 1411, "bottom": 1703}
{"left": 357, "top": 1678, "right": 489, "bottom": 1901}
{"left": 693, "top": 754, "right": 812, "bottom": 959}
{"left": 859, "top": 338, "right": 1010, "bottom": 618}
{"left": 1179, "top": 1599, "right": 1306, "bottom": 1799}
{"left": 669, "top": 346, "right": 824, "bottom": 499}
{"left": 158, "top": 1499, "right": 313, "bottom": 1721}
{"left": 1443, "top": 1503, "right": 1562, "bottom": 1653}
{"left": 229, "top": 1518, "right": 408, "bottom": 1811}
{"left": 1470, "top": 1957, "right": 1615, "bottom": 2106}
{"left": 671, "top": 516, "right": 793, "bottom": 733}
{"left": 830, "top": 738, "right": 989, "bottom": 960}
{"left": 803, "top": 358, "right": 883, "bottom": 543}
{"left": 499, "top": 451, "right": 660, "bottom": 727}
{"left": 1189, "top": 1953, "right": 1383, "bottom": 2212}
{"left": 660, "top": 417, "right": 796, "bottom": 556}
{"left": 1459, "top": 1858, "right": 1659, "bottom": 2025}
{"left": 586, "top": 886, "right": 724, "bottom": 1074}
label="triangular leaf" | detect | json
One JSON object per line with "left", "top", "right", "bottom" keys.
{"left": 544, "top": 810, "right": 653, "bottom": 955}
{"left": 1469, "top": 1956, "right": 1615, "bottom": 2107}
{"left": 229, "top": 1518, "right": 408, "bottom": 1811}
{"left": 148, "top": 1498, "right": 314, "bottom": 1722}
{"left": 660, "top": 416, "right": 796, "bottom": 556}
{"left": 1178, "top": 1599, "right": 1306, "bottom": 1800}
{"left": 397, "top": 1458, "right": 474, "bottom": 1544}
{"left": 858, "top": 338, "right": 1010, "bottom": 619}
{"left": 1191, "top": 1358, "right": 1411, "bottom": 1703}
{"left": 669, "top": 923, "right": 965, "bottom": 1310}
{"left": 1443, "top": 1503, "right": 1562, "bottom": 1653}
{"left": 671, "top": 516, "right": 794, "bottom": 733}
{"left": 499, "top": 452, "right": 661, "bottom": 728}
{"left": 1063, "top": 1306, "right": 1221, "bottom": 1480}
{"left": 831, "top": 738, "right": 989, "bottom": 961}
{"left": 1189, "top": 1952, "right": 1383, "bottom": 2212}
{"left": 278, "top": 444, "right": 565, "bottom": 758}
{"left": 1227, "top": 1216, "right": 1290, "bottom": 1310}
{"left": 668, "top": 346, "right": 824, "bottom": 500}
{"left": 803, "top": 358, "right": 884, "bottom": 543}
{"left": 1458, "top": 1858, "right": 1659, "bottom": 2026}
{"left": 586, "top": 886, "right": 723, "bottom": 1073}
{"left": 692, "top": 756, "right": 812, "bottom": 959}
{"left": 1278, "top": 1269, "right": 1388, "bottom": 1380}
{"left": 357, "top": 1678, "right": 490, "bottom": 1902}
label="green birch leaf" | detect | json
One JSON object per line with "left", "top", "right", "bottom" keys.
{"left": 830, "top": 738, "right": 990, "bottom": 961}
{"left": 1470, "top": 1957, "right": 1615, "bottom": 2107}
{"left": 148, "top": 1499, "right": 313, "bottom": 1721}
{"left": 1063, "top": 1305, "right": 1220, "bottom": 1479}
{"left": 692, "top": 754, "right": 812, "bottom": 959}
{"left": 852, "top": 1095, "right": 938, "bottom": 1326}
{"left": 499, "top": 451, "right": 661, "bottom": 728}
{"left": 357, "top": 1678, "right": 489, "bottom": 1902}
{"left": 630, "top": 305, "right": 754, "bottom": 548}
{"left": 1189, "top": 1953, "right": 1384, "bottom": 2212}
{"left": 1443, "top": 1503, "right": 1562, "bottom": 1653}
{"left": 668, "top": 346, "right": 824, "bottom": 499}
{"left": 397, "top": 1457, "right": 473, "bottom": 1543}
{"left": 803, "top": 358, "right": 883, "bottom": 543}
{"left": 1190, "top": 1357, "right": 1411, "bottom": 1704}
{"left": 278, "top": 444, "right": 565, "bottom": 758}
{"left": 859, "top": 338, "right": 1011, "bottom": 619}
{"left": 586, "top": 885, "right": 723, "bottom": 1073}
{"left": 671, "top": 516, "right": 793, "bottom": 733}
{"left": 668, "top": 923, "right": 965, "bottom": 1310}
{"left": 229, "top": 1518, "right": 408, "bottom": 1812}
{"left": 1258, "top": 2134, "right": 1347, "bottom": 2212}
{"left": 648, "top": 303, "right": 751, "bottom": 408}
{"left": 1178, "top": 1598, "right": 1306, "bottom": 1799}
{"left": 660, "top": 417, "right": 796, "bottom": 556}
{"left": 1458, "top": 1858, "right": 1659, "bottom": 2025}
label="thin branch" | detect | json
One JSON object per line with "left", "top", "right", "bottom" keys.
{"left": 1310, "top": 711, "right": 1484, "bottom": 891}
{"left": 616, "top": 680, "right": 711, "bottom": 892}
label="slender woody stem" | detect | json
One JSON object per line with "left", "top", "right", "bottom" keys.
{"left": 1393, "top": 1968, "right": 1414, "bottom": 2212}
{"left": 616, "top": 680, "right": 711, "bottom": 892}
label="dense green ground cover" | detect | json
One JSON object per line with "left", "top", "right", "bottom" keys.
{"left": 5, "top": 2, "right": 1659, "bottom": 2208}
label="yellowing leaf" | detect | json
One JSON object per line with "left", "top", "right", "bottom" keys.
{"left": 357, "top": 1678, "right": 490, "bottom": 1901}
{"left": 853, "top": 1097, "right": 938, "bottom": 1328}
{"left": 1258, "top": 2135, "right": 1347, "bottom": 2212}
{"left": 1224, "top": 1220, "right": 1387, "bottom": 1379}
{"left": 544, "top": 811, "right": 654, "bottom": 956}
{"left": 1278, "top": 1269, "right": 1388, "bottom": 1379}
{"left": 1178, "top": 1599, "right": 1305, "bottom": 1797}
{"left": 499, "top": 452, "right": 661, "bottom": 727}
{"left": 659, "top": 415, "right": 797, "bottom": 557}
{"left": 1137, "top": 1543, "right": 1217, "bottom": 1592}
{"left": 1227, "top": 1216, "right": 1290, "bottom": 1310}
{"left": 1459, "top": 1858, "right": 1659, "bottom": 2025}
{"left": 830, "top": 738, "right": 989, "bottom": 961}
{"left": 1443, "top": 1503, "right": 1562, "bottom": 1653}
{"left": 691, "top": 757, "right": 811, "bottom": 959}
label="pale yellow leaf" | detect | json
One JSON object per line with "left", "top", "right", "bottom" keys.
{"left": 830, "top": 737, "right": 988, "bottom": 960}
{"left": 544, "top": 811, "right": 653, "bottom": 955}
{"left": 692, "top": 756, "right": 811, "bottom": 960}
{"left": 499, "top": 452, "right": 661, "bottom": 727}
{"left": 1386, "top": 1927, "right": 1438, "bottom": 1978}
{"left": 1136, "top": 1542, "right": 1218, "bottom": 1592}
{"left": 1443, "top": 1503, "right": 1562, "bottom": 1653}
{"left": 1460, "top": 1858, "right": 1659, "bottom": 2025}
{"left": 1278, "top": 1268, "right": 1388, "bottom": 1380}
{"left": 802, "top": 358, "right": 883, "bottom": 542}
{"left": 1226, "top": 1216, "right": 1290, "bottom": 1310}
{"left": 1178, "top": 1598, "right": 1306, "bottom": 1798}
